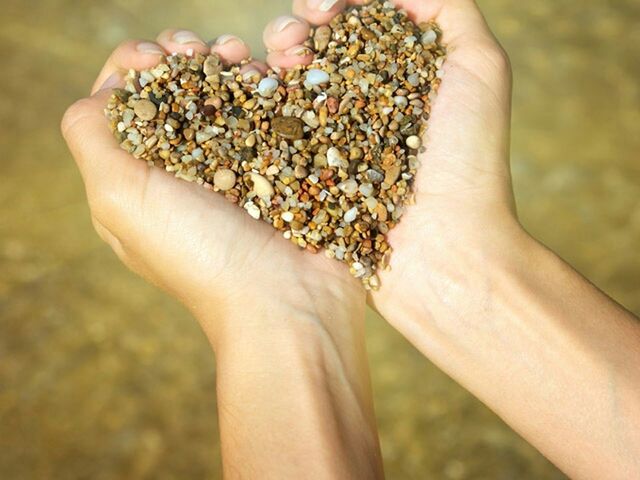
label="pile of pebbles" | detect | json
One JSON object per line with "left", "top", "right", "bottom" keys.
{"left": 106, "top": 0, "right": 446, "bottom": 289}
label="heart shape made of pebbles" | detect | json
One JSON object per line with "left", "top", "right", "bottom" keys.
{"left": 106, "top": 0, "right": 446, "bottom": 289}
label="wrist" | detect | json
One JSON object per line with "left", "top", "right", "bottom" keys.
{"left": 378, "top": 214, "right": 534, "bottom": 335}
{"left": 191, "top": 271, "right": 366, "bottom": 353}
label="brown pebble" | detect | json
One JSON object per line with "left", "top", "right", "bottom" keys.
{"left": 134, "top": 100, "right": 157, "bottom": 121}
{"left": 272, "top": 116, "right": 305, "bottom": 140}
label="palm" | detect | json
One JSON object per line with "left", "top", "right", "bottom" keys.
{"left": 368, "top": 0, "right": 514, "bottom": 303}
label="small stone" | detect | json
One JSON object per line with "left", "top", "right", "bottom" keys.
{"left": 183, "top": 128, "right": 195, "bottom": 141}
{"left": 421, "top": 29, "right": 438, "bottom": 45}
{"left": 349, "top": 147, "right": 364, "bottom": 161}
{"left": 314, "top": 25, "right": 332, "bottom": 52}
{"left": 248, "top": 172, "right": 275, "bottom": 198}
{"left": 344, "top": 207, "right": 358, "bottom": 223}
{"left": 272, "top": 117, "right": 304, "bottom": 140}
{"left": 203, "top": 55, "right": 222, "bottom": 76}
{"left": 406, "top": 135, "right": 422, "bottom": 149}
{"left": 245, "top": 134, "right": 256, "bottom": 147}
{"left": 258, "top": 77, "right": 279, "bottom": 97}
{"left": 281, "top": 211, "right": 294, "bottom": 223}
{"left": 327, "top": 147, "right": 348, "bottom": 169}
{"left": 133, "top": 100, "right": 157, "bottom": 121}
{"left": 337, "top": 179, "right": 358, "bottom": 195}
{"left": 306, "top": 69, "right": 330, "bottom": 87}
{"left": 213, "top": 168, "right": 236, "bottom": 191}
{"left": 294, "top": 165, "right": 308, "bottom": 179}
{"left": 358, "top": 183, "right": 374, "bottom": 197}
{"left": 245, "top": 202, "right": 261, "bottom": 220}
{"left": 384, "top": 165, "right": 401, "bottom": 185}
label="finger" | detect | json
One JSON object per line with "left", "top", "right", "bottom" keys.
{"left": 393, "top": 0, "right": 496, "bottom": 47}
{"left": 266, "top": 45, "right": 314, "bottom": 69}
{"left": 240, "top": 61, "right": 268, "bottom": 83}
{"left": 263, "top": 15, "right": 311, "bottom": 51}
{"left": 292, "top": 0, "right": 346, "bottom": 26}
{"left": 156, "top": 29, "right": 210, "bottom": 56}
{"left": 209, "top": 34, "right": 252, "bottom": 64}
{"left": 92, "top": 40, "right": 166, "bottom": 95}
{"left": 61, "top": 87, "right": 150, "bottom": 220}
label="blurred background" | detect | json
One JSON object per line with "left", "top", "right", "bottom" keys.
{"left": 1, "top": 0, "right": 639, "bottom": 478}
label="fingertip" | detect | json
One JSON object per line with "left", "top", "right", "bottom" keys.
{"left": 263, "top": 15, "right": 311, "bottom": 51}
{"left": 292, "top": 0, "right": 346, "bottom": 25}
{"left": 266, "top": 46, "right": 315, "bottom": 69}
{"left": 156, "top": 29, "right": 209, "bottom": 55}
{"left": 209, "top": 34, "right": 252, "bottom": 64}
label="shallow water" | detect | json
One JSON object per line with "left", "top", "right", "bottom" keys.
{"left": 1, "top": 0, "right": 638, "bottom": 478}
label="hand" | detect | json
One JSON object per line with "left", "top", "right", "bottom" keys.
{"left": 61, "top": 29, "right": 365, "bottom": 345}
{"left": 62, "top": 29, "right": 383, "bottom": 479}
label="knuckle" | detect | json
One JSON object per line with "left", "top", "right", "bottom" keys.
{"left": 485, "top": 43, "right": 512, "bottom": 76}
{"left": 60, "top": 98, "right": 92, "bottom": 140}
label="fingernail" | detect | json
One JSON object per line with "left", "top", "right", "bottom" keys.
{"left": 272, "top": 16, "right": 302, "bottom": 33}
{"left": 136, "top": 42, "right": 164, "bottom": 55}
{"left": 97, "top": 72, "right": 122, "bottom": 92}
{"left": 215, "top": 34, "right": 242, "bottom": 46}
{"left": 172, "top": 30, "right": 205, "bottom": 45}
{"left": 285, "top": 45, "right": 313, "bottom": 57}
{"left": 308, "top": 0, "right": 340, "bottom": 12}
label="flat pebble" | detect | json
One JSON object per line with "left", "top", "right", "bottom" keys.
{"left": 306, "top": 69, "right": 330, "bottom": 87}
{"left": 272, "top": 117, "right": 304, "bottom": 140}
{"left": 133, "top": 100, "right": 157, "bottom": 121}
{"left": 344, "top": 207, "right": 358, "bottom": 223}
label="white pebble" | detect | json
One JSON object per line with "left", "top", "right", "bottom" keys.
{"left": 343, "top": 207, "right": 358, "bottom": 223}
{"left": 421, "top": 29, "right": 437, "bottom": 45}
{"left": 337, "top": 179, "right": 358, "bottom": 195}
{"left": 245, "top": 202, "right": 261, "bottom": 220}
{"left": 258, "top": 77, "right": 279, "bottom": 97}
{"left": 406, "top": 135, "right": 422, "bottom": 149}
{"left": 327, "top": 147, "right": 348, "bottom": 169}
{"left": 306, "top": 69, "right": 330, "bottom": 87}
{"left": 358, "top": 183, "right": 374, "bottom": 197}
{"left": 281, "top": 211, "right": 294, "bottom": 223}
{"left": 248, "top": 172, "right": 275, "bottom": 198}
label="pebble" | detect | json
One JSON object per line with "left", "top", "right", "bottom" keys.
{"left": 327, "top": 147, "right": 348, "bottom": 169}
{"left": 203, "top": 55, "right": 222, "bottom": 76}
{"left": 213, "top": 168, "right": 236, "bottom": 191}
{"left": 306, "top": 69, "right": 330, "bottom": 87}
{"left": 421, "top": 29, "right": 438, "bottom": 45}
{"left": 272, "top": 116, "right": 304, "bottom": 140}
{"left": 258, "top": 77, "right": 279, "bottom": 97}
{"left": 106, "top": 0, "right": 448, "bottom": 290}
{"left": 245, "top": 202, "right": 261, "bottom": 220}
{"left": 281, "top": 211, "right": 294, "bottom": 223}
{"left": 248, "top": 172, "right": 275, "bottom": 198}
{"left": 314, "top": 25, "right": 332, "bottom": 52}
{"left": 344, "top": 207, "right": 358, "bottom": 223}
{"left": 337, "top": 179, "right": 358, "bottom": 195}
{"left": 406, "top": 135, "right": 422, "bottom": 149}
{"left": 133, "top": 100, "right": 157, "bottom": 121}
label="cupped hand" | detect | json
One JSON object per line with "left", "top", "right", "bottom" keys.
{"left": 61, "top": 29, "right": 364, "bottom": 344}
{"left": 265, "top": 0, "right": 520, "bottom": 329}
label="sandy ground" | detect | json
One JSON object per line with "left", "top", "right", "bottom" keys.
{"left": 1, "top": 0, "right": 639, "bottom": 478}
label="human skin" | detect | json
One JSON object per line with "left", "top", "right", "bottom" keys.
{"left": 63, "top": 26, "right": 384, "bottom": 480}
{"left": 62, "top": 0, "right": 640, "bottom": 478}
